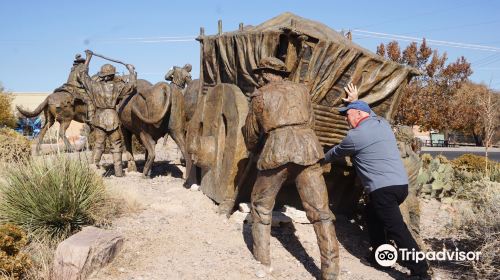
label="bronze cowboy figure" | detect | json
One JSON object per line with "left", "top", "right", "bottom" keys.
{"left": 243, "top": 57, "right": 340, "bottom": 280}
{"left": 77, "top": 50, "right": 137, "bottom": 177}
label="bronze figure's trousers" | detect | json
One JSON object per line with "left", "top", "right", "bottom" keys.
{"left": 251, "top": 163, "right": 339, "bottom": 280}
{"left": 87, "top": 102, "right": 95, "bottom": 122}
{"left": 93, "top": 127, "right": 123, "bottom": 177}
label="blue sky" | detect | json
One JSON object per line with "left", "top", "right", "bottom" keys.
{"left": 1, "top": 0, "right": 500, "bottom": 92}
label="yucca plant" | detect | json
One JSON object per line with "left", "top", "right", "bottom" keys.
{"left": 0, "top": 155, "right": 106, "bottom": 238}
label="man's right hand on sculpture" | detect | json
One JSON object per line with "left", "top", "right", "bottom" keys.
{"left": 342, "top": 82, "right": 359, "bottom": 103}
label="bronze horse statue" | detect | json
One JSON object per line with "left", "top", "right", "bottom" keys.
{"left": 16, "top": 91, "right": 88, "bottom": 153}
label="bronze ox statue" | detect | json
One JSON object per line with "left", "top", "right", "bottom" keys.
{"left": 18, "top": 54, "right": 194, "bottom": 180}
{"left": 118, "top": 77, "right": 193, "bottom": 179}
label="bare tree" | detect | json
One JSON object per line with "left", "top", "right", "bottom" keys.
{"left": 478, "top": 87, "right": 499, "bottom": 177}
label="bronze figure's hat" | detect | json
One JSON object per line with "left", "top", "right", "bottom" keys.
{"left": 98, "top": 63, "right": 116, "bottom": 77}
{"left": 254, "top": 57, "right": 290, "bottom": 75}
{"left": 73, "top": 54, "right": 85, "bottom": 64}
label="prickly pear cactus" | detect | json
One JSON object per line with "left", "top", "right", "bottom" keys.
{"left": 418, "top": 156, "right": 456, "bottom": 199}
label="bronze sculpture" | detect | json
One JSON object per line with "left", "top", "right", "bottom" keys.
{"left": 165, "top": 64, "right": 192, "bottom": 89}
{"left": 243, "top": 57, "right": 339, "bottom": 280}
{"left": 17, "top": 54, "right": 90, "bottom": 153}
{"left": 118, "top": 69, "right": 193, "bottom": 179}
{"left": 394, "top": 125, "right": 424, "bottom": 248}
{"left": 184, "top": 13, "right": 423, "bottom": 279}
{"left": 187, "top": 13, "right": 420, "bottom": 213}
{"left": 77, "top": 50, "right": 137, "bottom": 177}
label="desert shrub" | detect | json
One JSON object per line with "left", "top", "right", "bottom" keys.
{"left": 453, "top": 180, "right": 499, "bottom": 279}
{"left": 452, "top": 154, "right": 500, "bottom": 182}
{"left": 0, "top": 128, "right": 31, "bottom": 163}
{"left": 0, "top": 224, "right": 31, "bottom": 279}
{"left": 0, "top": 85, "right": 17, "bottom": 129}
{"left": 0, "top": 155, "right": 106, "bottom": 239}
{"left": 434, "top": 154, "right": 449, "bottom": 164}
{"left": 452, "top": 153, "right": 499, "bottom": 173}
{"left": 418, "top": 153, "right": 500, "bottom": 200}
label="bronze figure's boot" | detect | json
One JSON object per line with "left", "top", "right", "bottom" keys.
{"left": 313, "top": 221, "right": 340, "bottom": 280}
{"left": 252, "top": 222, "right": 271, "bottom": 266}
{"left": 113, "top": 152, "right": 124, "bottom": 177}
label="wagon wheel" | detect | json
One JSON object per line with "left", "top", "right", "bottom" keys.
{"left": 193, "top": 83, "right": 249, "bottom": 208}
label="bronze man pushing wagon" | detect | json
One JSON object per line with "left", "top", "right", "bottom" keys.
{"left": 186, "top": 12, "right": 422, "bottom": 279}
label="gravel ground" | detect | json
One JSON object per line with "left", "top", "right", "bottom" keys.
{"left": 85, "top": 138, "right": 455, "bottom": 280}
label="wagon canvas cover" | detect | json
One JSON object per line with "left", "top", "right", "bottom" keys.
{"left": 198, "top": 12, "right": 418, "bottom": 146}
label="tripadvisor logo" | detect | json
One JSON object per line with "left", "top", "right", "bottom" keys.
{"left": 375, "top": 244, "right": 398, "bottom": 266}
{"left": 375, "top": 244, "right": 481, "bottom": 267}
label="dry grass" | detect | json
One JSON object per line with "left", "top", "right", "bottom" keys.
{"left": 0, "top": 128, "right": 31, "bottom": 164}
{"left": 20, "top": 188, "right": 141, "bottom": 280}
{"left": 452, "top": 153, "right": 500, "bottom": 181}
{"left": 0, "top": 154, "right": 142, "bottom": 279}
{"left": 0, "top": 224, "right": 32, "bottom": 280}
{"left": 22, "top": 234, "right": 61, "bottom": 280}
{"left": 452, "top": 180, "right": 500, "bottom": 279}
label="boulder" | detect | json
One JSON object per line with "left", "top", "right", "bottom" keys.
{"left": 53, "top": 226, "right": 124, "bottom": 280}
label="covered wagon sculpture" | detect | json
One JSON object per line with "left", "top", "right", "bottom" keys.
{"left": 186, "top": 12, "right": 420, "bottom": 231}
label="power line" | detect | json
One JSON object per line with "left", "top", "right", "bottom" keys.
{"left": 474, "top": 55, "right": 500, "bottom": 67}
{"left": 471, "top": 53, "right": 500, "bottom": 65}
{"left": 401, "top": 19, "right": 500, "bottom": 36}
{"left": 352, "top": 1, "right": 473, "bottom": 30}
{"left": 353, "top": 30, "right": 500, "bottom": 51}
{"left": 92, "top": 37, "right": 196, "bottom": 43}
{"left": 352, "top": 30, "right": 500, "bottom": 52}
{"left": 475, "top": 67, "right": 500, "bottom": 70}
{"left": 114, "top": 36, "right": 196, "bottom": 40}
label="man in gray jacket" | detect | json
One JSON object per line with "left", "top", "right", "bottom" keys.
{"left": 324, "top": 84, "right": 430, "bottom": 279}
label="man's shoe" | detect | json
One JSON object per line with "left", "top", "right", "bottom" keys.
{"left": 406, "top": 275, "right": 431, "bottom": 280}
{"left": 363, "top": 253, "right": 392, "bottom": 271}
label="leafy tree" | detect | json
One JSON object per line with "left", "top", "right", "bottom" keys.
{"left": 0, "top": 84, "right": 17, "bottom": 128}
{"left": 376, "top": 39, "right": 473, "bottom": 132}
{"left": 450, "top": 82, "right": 486, "bottom": 144}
